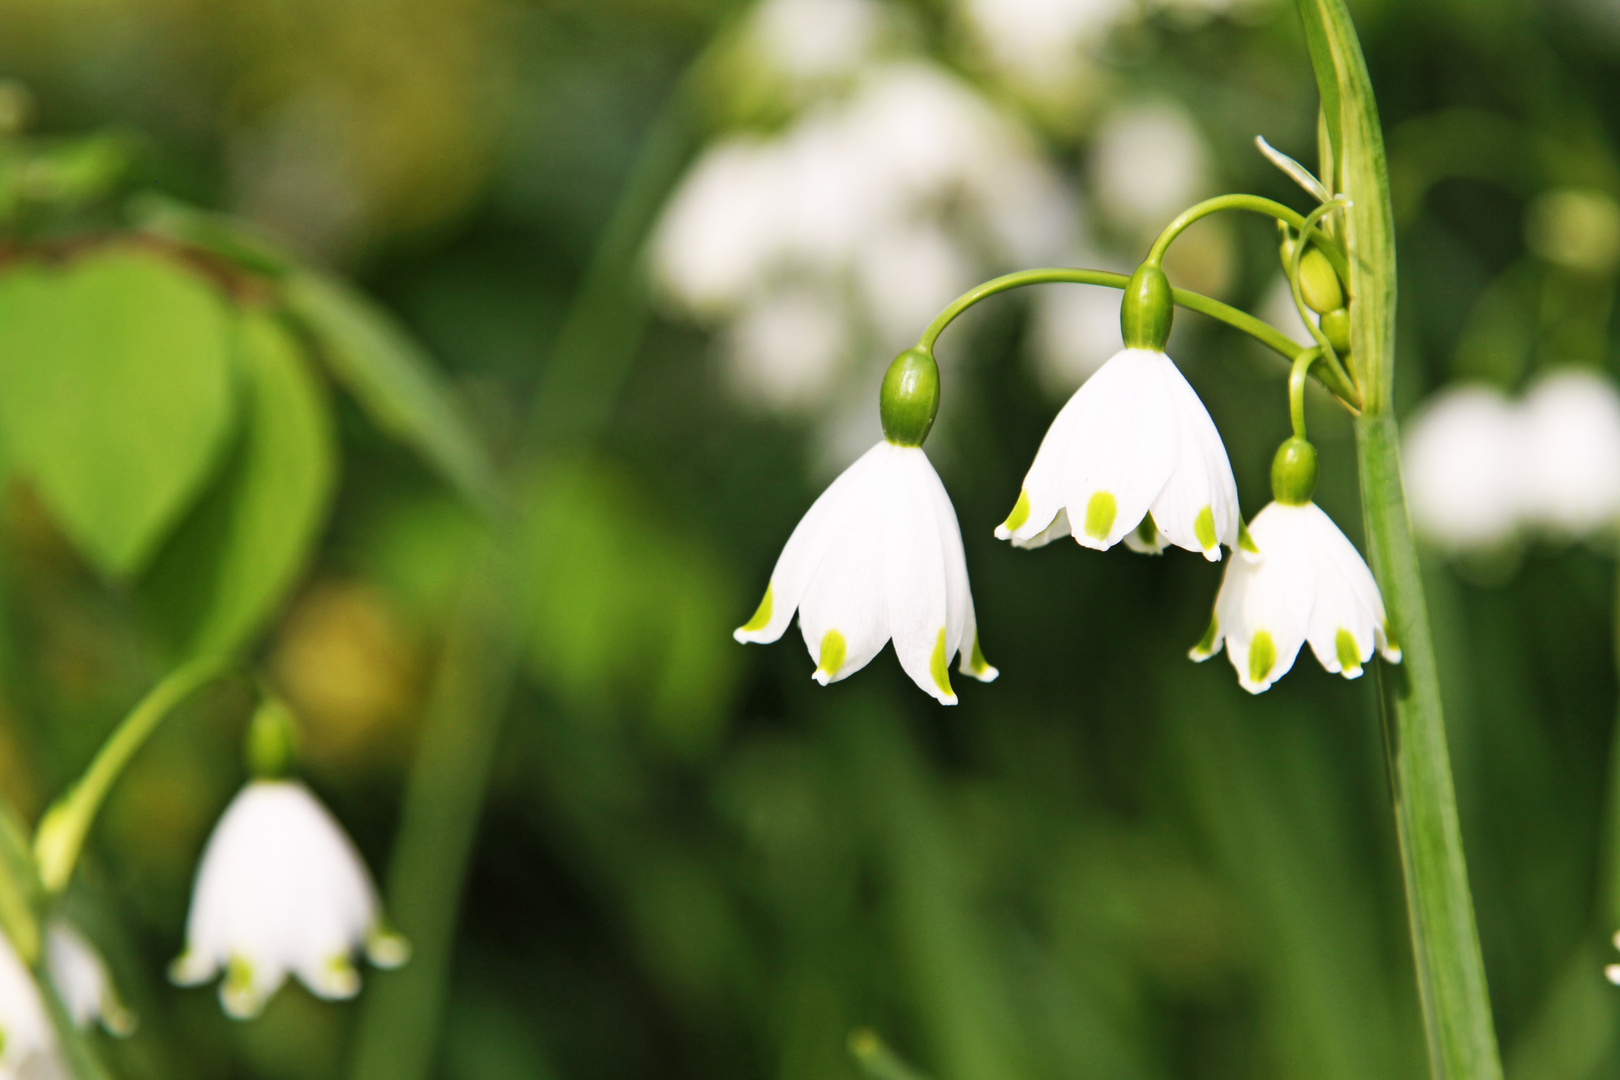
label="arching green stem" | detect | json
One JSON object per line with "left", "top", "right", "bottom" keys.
{"left": 1288, "top": 347, "right": 1322, "bottom": 439}
{"left": 33, "top": 655, "right": 234, "bottom": 895}
{"left": 916, "top": 267, "right": 1359, "bottom": 405}
{"left": 1145, "top": 193, "right": 1350, "bottom": 283}
{"left": 1288, "top": 197, "right": 1357, "bottom": 394}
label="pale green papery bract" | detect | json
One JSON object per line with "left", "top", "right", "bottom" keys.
{"left": 995, "top": 347, "right": 1240, "bottom": 560}
{"left": 170, "top": 781, "right": 408, "bottom": 1020}
{"left": 734, "top": 440, "right": 998, "bottom": 704}
{"left": 1192, "top": 499, "right": 1399, "bottom": 693}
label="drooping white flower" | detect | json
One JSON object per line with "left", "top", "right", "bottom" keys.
{"left": 171, "top": 780, "right": 408, "bottom": 1020}
{"left": 0, "top": 930, "right": 55, "bottom": 1079}
{"left": 734, "top": 440, "right": 998, "bottom": 704}
{"left": 1192, "top": 499, "right": 1399, "bottom": 693}
{"left": 46, "top": 922, "right": 133, "bottom": 1036}
{"left": 1401, "top": 385, "right": 1523, "bottom": 551}
{"left": 996, "top": 347, "right": 1241, "bottom": 560}
{"left": 1519, "top": 368, "right": 1620, "bottom": 537}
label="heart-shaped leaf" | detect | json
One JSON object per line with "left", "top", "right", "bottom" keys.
{"left": 0, "top": 248, "right": 237, "bottom": 575}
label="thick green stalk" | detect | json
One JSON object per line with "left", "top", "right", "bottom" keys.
{"left": 1295, "top": 1, "right": 1504, "bottom": 1077}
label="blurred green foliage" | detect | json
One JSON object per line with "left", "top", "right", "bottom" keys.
{"left": 0, "top": 0, "right": 1618, "bottom": 1079}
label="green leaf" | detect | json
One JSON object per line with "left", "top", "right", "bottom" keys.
{"left": 140, "top": 310, "right": 337, "bottom": 661}
{"left": 0, "top": 247, "right": 237, "bottom": 575}
{"left": 281, "top": 270, "right": 497, "bottom": 512}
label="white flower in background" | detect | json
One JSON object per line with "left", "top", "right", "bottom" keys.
{"left": 171, "top": 780, "right": 408, "bottom": 1020}
{"left": 1193, "top": 495, "right": 1399, "bottom": 693}
{"left": 724, "top": 286, "right": 851, "bottom": 412}
{"left": 1089, "top": 99, "right": 1210, "bottom": 235}
{"left": 0, "top": 931, "right": 55, "bottom": 1079}
{"left": 751, "top": 0, "right": 886, "bottom": 83}
{"left": 46, "top": 922, "right": 133, "bottom": 1036}
{"left": 734, "top": 440, "right": 998, "bottom": 704}
{"left": 1519, "top": 369, "right": 1620, "bottom": 536}
{"left": 1401, "top": 385, "right": 1523, "bottom": 552}
{"left": 1029, "top": 277, "right": 1128, "bottom": 395}
{"left": 652, "top": 58, "right": 1075, "bottom": 459}
{"left": 959, "top": 0, "right": 1134, "bottom": 100}
{"left": 996, "top": 347, "right": 1240, "bottom": 560}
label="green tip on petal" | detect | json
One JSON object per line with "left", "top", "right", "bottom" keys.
{"left": 1194, "top": 505, "right": 1217, "bottom": 551}
{"left": 222, "top": 956, "right": 263, "bottom": 1020}
{"left": 737, "top": 584, "right": 773, "bottom": 636}
{"left": 817, "top": 629, "right": 846, "bottom": 681}
{"left": 1001, "top": 489, "right": 1030, "bottom": 533}
{"left": 1335, "top": 628, "right": 1363, "bottom": 677}
{"left": 929, "top": 628, "right": 956, "bottom": 701}
{"left": 366, "top": 925, "right": 411, "bottom": 969}
{"left": 964, "top": 633, "right": 998, "bottom": 681}
{"left": 1238, "top": 519, "right": 1259, "bottom": 555}
{"left": 1084, "top": 491, "right": 1116, "bottom": 541}
{"left": 1189, "top": 613, "right": 1219, "bottom": 661}
{"left": 321, "top": 955, "right": 361, "bottom": 999}
{"left": 1134, "top": 514, "right": 1161, "bottom": 551}
{"left": 1247, "top": 631, "right": 1276, "bottom": 688}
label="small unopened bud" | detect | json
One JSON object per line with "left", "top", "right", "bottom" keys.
{"left": 245, "top": 696, "right": 299, "bottom": 779}
{"left": 1271, "top": 437, "right": 1318, "bottom": 505}
{"left": 1320, "top": 307, "right": 1351, "bottom": 356}
{"left": 879, "top": 347, "right": 940, "bottom": 447}
{"left": 1119, "top": 263, "right": 1173, "bottom": 351}
{"left": 1297, "top": 247, "right": 1344, "bottom": 314}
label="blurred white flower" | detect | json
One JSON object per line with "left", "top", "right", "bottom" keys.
{"left": 1089, "top": 99, "right": 1210, "bottom": 234}
{"left": 653, "top": 59, "right": 1076, "bottom": 459}
{"left": 724, "top": 286, "right": 851, "bottom": 412}
{"left": 751, "top": 0, "right": 886, "bottom": 83}
{"left": 1192, "top": 499, "right": 1398, "bottom": 693}
{"left": 1519, "top": 369, "right": 1620, "bottom": 536}
{"left": 46, "top": 923, "right": 133, "bottom": 1036}
{"left": 0, "top": 931, "right": 55, "bottom": 1079}
{"left": 171, "top": 780, "right": 408, "bottom": 1020}
{"left": 1402, "top": 386, "right": 1523, "bottom": 552}
{"left": 1028, "top": 280, "right": 1125, "bottom": 395}
{"left": 959, "top": 0, "right": 1132, "bottom": 99}
{"left": 996, "top": 347, "right": 1240, "bottom": 559}
{"left": 735, "top": 440, "right": 998, "bottom": 703}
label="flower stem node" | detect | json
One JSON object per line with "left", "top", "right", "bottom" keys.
{"left": 1320, "top": 307, "right": 1351, "bottom": 356}
{"left": 879, "top": 347, "right": 940, "bottom": 447}
{"left": 1271, "top": 437, "right": 1318, "bottom": 505}
{"left": 244, "top": 696, "right": 298, "bottom": 780}
{"left": 1119, "top": 263, "right": 1173, "bottom": 351}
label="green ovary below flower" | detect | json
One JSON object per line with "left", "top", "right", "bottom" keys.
{"left": 1190, "top": 498, "right": 1400, "bottom": 693}
{"left": 733, "top": 440, "right": 998, "bottom": 705}
{"left": 995, "top": 347, "right": 1241, "bottom": 561}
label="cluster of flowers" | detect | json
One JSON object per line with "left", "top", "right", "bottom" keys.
{"left": 1403, "top": 368, "right": 1620, "bottom": 554}
{"left": 736, "top": 266, "right": 1399, "bottom": 701}
{"left": 0, "top": 775, "right": 402, "bottom": 1074}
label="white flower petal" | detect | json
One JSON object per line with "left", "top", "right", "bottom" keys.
{"left": 1303, "top": 502, "right": 1398, "bottom": 664}
{"left": 46, "top": 922, "right": 133, "bottom": 1036}
{"left": 735, "top": 442, "right": 883, "bottom": 644}
{"left": 1520, "top": 368, "right": 1620, "bottom": 536}
{"left": 882, "top": 447, "right": 956, "bottom": 704}
{"left": 0, "top": 926, "right": 55, "bottom": 1071}
{"left": 1149, "top": 353, "right": 1239, "bottom": 559}
{"left": 797, "top": 456, "right": 890, "bottom": 685}
{"left": 1214, "top": 503, "right": 1316, "bottom": 693}
{"left": 1401, "top": 385, "right": 1522, "bottom": 550}
{"left": 920, "top": 454, "right": 998, "bottom": 683}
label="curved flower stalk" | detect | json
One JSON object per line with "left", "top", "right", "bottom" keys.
{"left": 171, "top": 779, "right": 409, "bottom": 1019}
{"left": 996, "top": 264, "right": 1241, "bottom": 560}
{"left": 735, "top": 348, "right": 997, "bottom": 704}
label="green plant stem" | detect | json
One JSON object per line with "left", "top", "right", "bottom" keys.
{"left": 32, "top": 654, "right": 232, "bottom": 896}
{"left": 1288, "top": 348, "right": 1321, "bottom": 439}
{"left": 1286, "top": 198, "right": 1357, "bottom": 395}
{"left": 1298, "top": 0, "right": 1504, "bottom": 1076}
{"left": 1145, "top": 193, "right": 1350, "bottom": 283}
{"left": 916, "top": 267, "right": 1359, "bottom": 404}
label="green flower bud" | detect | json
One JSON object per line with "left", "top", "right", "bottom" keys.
{"left": 245, "top": 695, "right": 299, "bottom": 779}
{"left": 880, "top": 347, "right": 940, "bottom": 447}
{"left": 1298, "top": 247, "right": 1345, "bottom": 314}
{"left": 1271, "top": 436, "right": 1318, "bottom": 505}
{"left": 1320, "top": 307, "right": 1351, "bottom": 356}
{"left": 1120, "top": 263, "right": 1173, "bottom": 351}
{"left": 1277, "top": 222, "right": 1297, "bottom": 268}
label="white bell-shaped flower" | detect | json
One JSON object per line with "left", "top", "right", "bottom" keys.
{"left": 995, "top": 347, "right": 1241, "bottom": 560}
{"left": 1401, "top": 385, "right": 1523, "bottom": 551}
{"left": 734, "top": 439, "right": 997, "bottom": 704}
{"left": 46, "top": 922, "right": 133, "bottom": 1036}
{"left": 1519, "top": 368, "right": 1620, "bottom": 537}
{"left": 0, "top": 929, "right": 55, "bottom": 1079}
{"left": 171, "top": 780, "right": 409, "bottom": 1019}
{"left": 1191, "top": 439, "right": 1399, "bottom": 693}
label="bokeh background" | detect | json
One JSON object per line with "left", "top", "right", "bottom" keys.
{"left": 2, "top": 0, "right": 1620, "bottom": 1077}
